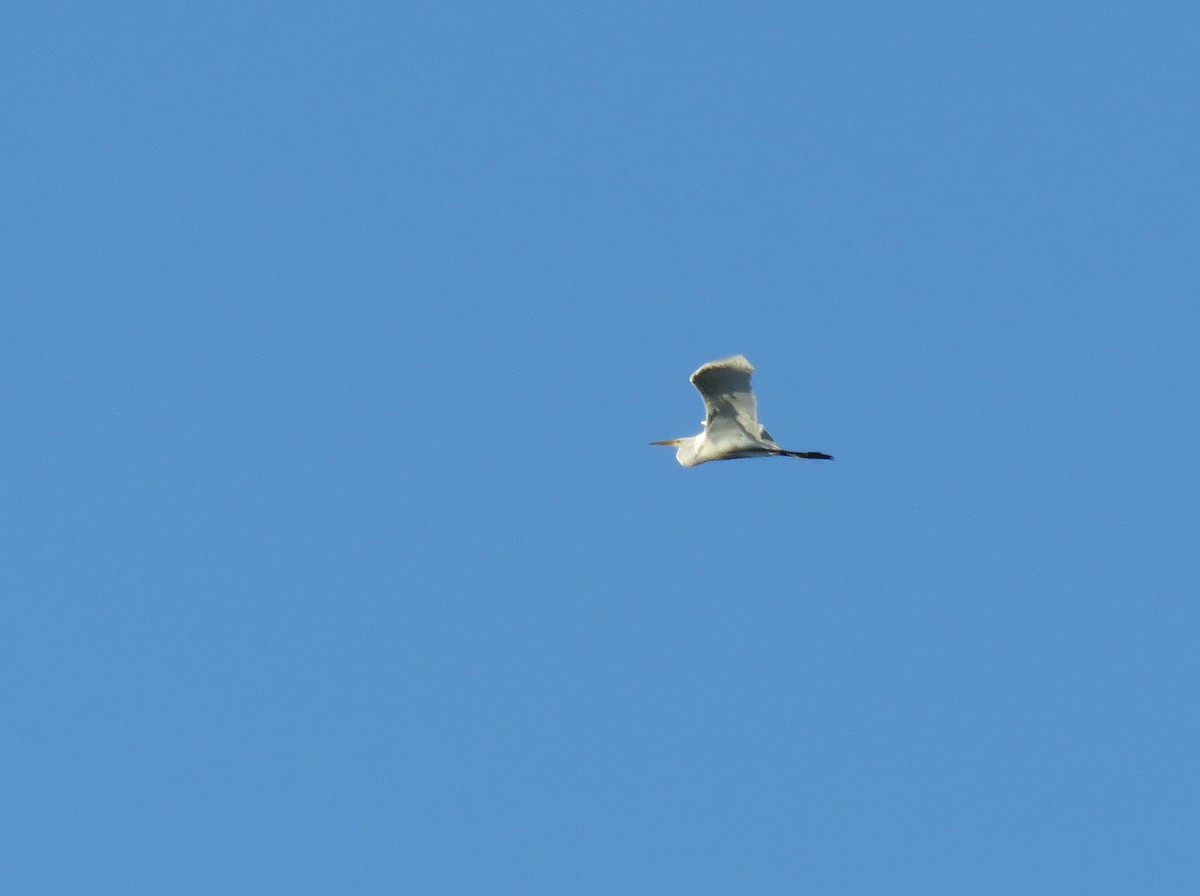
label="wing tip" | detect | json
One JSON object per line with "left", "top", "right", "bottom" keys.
{"left": 689, "top": 353, "right": 754, "bottom": 383}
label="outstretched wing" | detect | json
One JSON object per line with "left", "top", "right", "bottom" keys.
{"left": 690, "top": 354, "right": 768, "bottom": 445}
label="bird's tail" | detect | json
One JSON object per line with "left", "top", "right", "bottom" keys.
{"left": 775, "top": 450, "right": 834, "bottom": 460}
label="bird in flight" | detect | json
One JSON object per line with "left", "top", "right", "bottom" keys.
{"left": 651, "top": 354, "right": 833, "bottom": 467}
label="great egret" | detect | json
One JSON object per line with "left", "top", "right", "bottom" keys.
{"left": 651, "top": 354, "right": 833, "bottom": 467}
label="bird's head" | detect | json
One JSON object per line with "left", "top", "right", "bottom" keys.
{"left": 649, "top": 437, "right": 700, "bottom": 467}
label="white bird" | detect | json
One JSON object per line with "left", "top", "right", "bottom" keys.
{"left": 651, "top": 354, "right": 833, "bottom": 467}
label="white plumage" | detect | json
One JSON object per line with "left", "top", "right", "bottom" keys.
{"left": 651, "top": 354, "right": 833, "bottom": 467}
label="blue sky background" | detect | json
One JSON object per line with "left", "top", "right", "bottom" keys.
{"left": 4, "top": 2, "right": 1199, "bottom": 893}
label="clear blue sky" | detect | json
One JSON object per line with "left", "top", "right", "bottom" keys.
{"left": 4, "top": 2, "right": 1198, "bottom": 893}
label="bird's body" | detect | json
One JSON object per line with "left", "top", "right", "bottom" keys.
{"left": 651, "top": 354, "right": 833, "bottom": 467}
